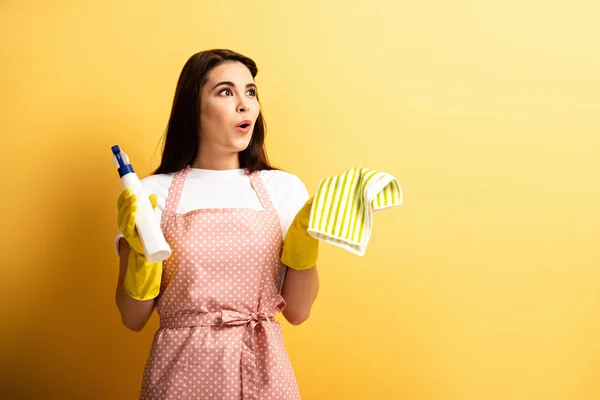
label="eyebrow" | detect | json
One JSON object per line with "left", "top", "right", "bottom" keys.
{"left": 212, "top": 81, "right": 257, "bottom": 90}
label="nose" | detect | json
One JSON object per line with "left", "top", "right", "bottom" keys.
{"left": 237, "top": 99, "right": 250, "bottom": 114}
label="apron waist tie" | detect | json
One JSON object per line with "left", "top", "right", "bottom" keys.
{"left": 159, "top": 295, "right": 286, "bottom": 400}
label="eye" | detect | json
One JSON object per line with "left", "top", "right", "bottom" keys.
{"left": 218, "top": 88, "right": 233, "bottom": 96}
{"left": 246, "top": 88, "right": 257, "bottom": 97}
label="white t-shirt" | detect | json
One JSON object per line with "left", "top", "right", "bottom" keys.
{"left": 114, "top": 168, "right": 310, "bottom": 256}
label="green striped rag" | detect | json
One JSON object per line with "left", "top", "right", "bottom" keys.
{"left": 307, "top": 167, "right": 403, "bottom": 256}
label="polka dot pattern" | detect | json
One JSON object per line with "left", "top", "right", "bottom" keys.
{"left": 138, "top": 166, "right": 301, "bottom": 400}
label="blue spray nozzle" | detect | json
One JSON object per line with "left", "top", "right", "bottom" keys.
{"left": 112, "top": 145, "right": 128, "bottom": 169}
{"left": 112, "top": 144, "right": 135, "bottom": 176}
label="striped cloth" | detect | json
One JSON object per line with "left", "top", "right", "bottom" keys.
{"left": 307, "top": 167, "right": 403, "bottom": 256}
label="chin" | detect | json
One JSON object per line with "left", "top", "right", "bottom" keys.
{"left": 232, "top": 137, "right": 253, "bottom": 152}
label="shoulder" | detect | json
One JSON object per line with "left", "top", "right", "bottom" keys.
{"left": 139, "top": 173, "right": 175, "bottom": 198}
{"left": 259, "top": 170, "right": 310, "bottom": 230}
{"left": 259, "top": 169, "right": 309, "bottom": 196}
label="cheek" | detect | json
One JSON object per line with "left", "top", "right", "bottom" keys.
{"left": 252, "top": 101, "right": 261, "bottom": 120}
{"left": 201, "top": 101, "right": 229, "bottom": 127}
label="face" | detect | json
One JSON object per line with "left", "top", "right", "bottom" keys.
{"left": 198, "top": 61, "right": 260, "bottom": 156}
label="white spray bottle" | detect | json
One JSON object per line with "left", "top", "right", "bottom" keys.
{"left": 112, "top": 145, "right": 172, "bottom": 262}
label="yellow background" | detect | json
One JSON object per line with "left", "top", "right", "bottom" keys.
{"left": 1, "top": 1, "right": 599, "bottom": 399}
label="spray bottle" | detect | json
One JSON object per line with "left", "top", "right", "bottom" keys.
{"left": 112, "top": 145, "right": 172, "bottom": 262}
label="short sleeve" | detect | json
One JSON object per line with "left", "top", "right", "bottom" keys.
{"left": 114, "top": 230, "right": 125, "bottom": 258}
{"left": 279, "top": 175, "right": 310, "bottom": 240}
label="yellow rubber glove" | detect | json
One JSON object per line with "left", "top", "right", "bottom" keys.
{"left": 281, "top": 196, "right": 319, "bottom": 270}
{"left": 117, "top": 188, "right": 163, "bottom": 301}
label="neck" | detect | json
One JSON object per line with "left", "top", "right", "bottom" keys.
{"left": 192, "top": 146, "right": 240, "bottom": 170}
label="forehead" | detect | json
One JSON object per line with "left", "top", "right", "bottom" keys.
{"left": 205, "top": 61, "right": 254, "bottom": 85}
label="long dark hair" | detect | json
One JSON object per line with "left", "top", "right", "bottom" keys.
{"left": 153, "top": 49, "right": 276, "bottom": 175}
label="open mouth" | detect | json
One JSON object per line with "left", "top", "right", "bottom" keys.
{"left": 236, "top": 120, "right": 252, "bottom": 132}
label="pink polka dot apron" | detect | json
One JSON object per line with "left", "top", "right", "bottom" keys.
{"left": 139, "top": 166, "right": 301, "bottom": 400}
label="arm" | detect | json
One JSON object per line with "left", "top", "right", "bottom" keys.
{"left": 281, "top": 265, "right": 319, "bottom": 325}
{"left": 115, "top": 238, "right": 156, "bottom": 331}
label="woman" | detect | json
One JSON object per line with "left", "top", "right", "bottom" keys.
{"left": 114, "top": 49, "right": 320, "bottom": 399}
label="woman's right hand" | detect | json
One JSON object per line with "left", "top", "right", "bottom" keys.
{"left": 117, "top": 188, "right": 158, "bottom": 256}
